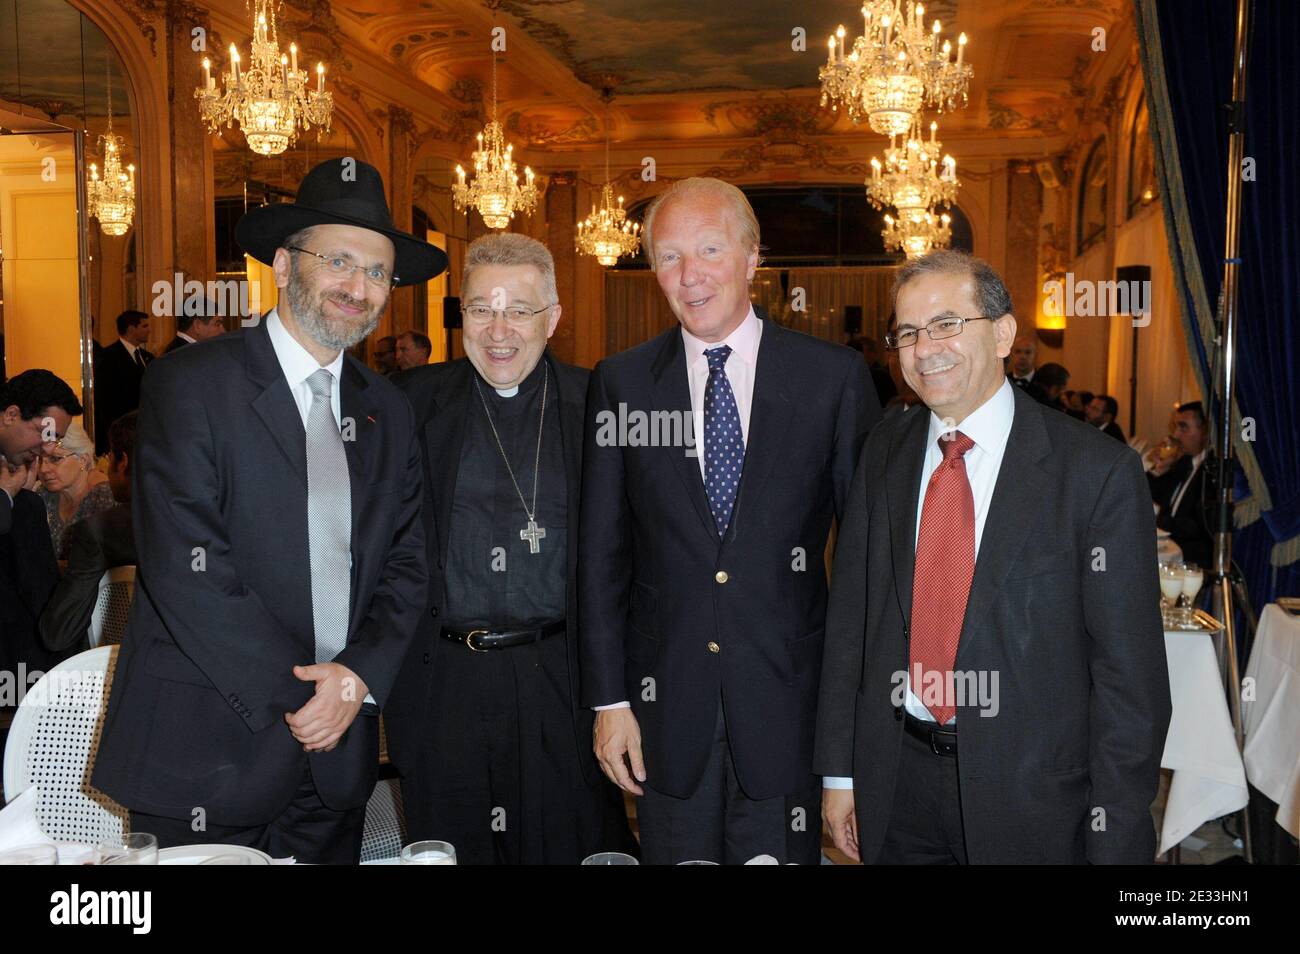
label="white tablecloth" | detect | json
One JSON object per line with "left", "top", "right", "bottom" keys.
{"left": 1159, "top": 628, "right": 1248, "bottom": 854}
{"left": 1242, "top": 604, "right": 1300, "bottom": 838}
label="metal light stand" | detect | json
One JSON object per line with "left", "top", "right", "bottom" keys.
{"left": 1206, "top": 0, "right": 1253, "bottom": 864}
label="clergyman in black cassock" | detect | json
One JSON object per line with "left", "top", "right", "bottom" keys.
{"left": 387, "top": 233, "right": 632, "bottom": 864}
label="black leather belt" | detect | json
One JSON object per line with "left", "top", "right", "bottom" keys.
{"left": 440, "top": 620, "right": 566, "bottom": 652}
{"left": 903, "top": 711, "right": 958, "bottom": 757}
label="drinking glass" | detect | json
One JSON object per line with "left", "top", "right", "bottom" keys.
{"left": 581, "top": 852, "right": 639, "bottom": 865}
{"left": 1179, "top": 563, "right": 1204, "bottom": 628}
{"left": 0, "top": 844, "right": 58, "bottom": 865}
{"left": 1159, "top": 563, "right": 1184, "bottom": 628}
{"left": 97, "top": 832, "right": 158, "bottom": 865}
{"left": 400, "top": 840, "right": 457, "bottom": 865}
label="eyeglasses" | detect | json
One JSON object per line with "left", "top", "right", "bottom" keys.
{"left": 286, "top": 246, "right": 397, "bottom": 288}
{"left": 885, "top": 315, "right": 994, "bottom": 350}
{"left": 461, "top": 303, "right": 555, "bottom": 325}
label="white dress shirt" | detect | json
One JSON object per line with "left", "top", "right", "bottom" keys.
{"left": 593, "top": 307, "right": 764, "bottom": 713}
{"left": 824, "top": 377, "right": 1017, "bottom": 789}
{"left": 265, "top": 309, "right": 344, "bottom": 429}
{"left": 177, "top": 331, "right": 197, "bottom": 345}
{"left": 265, "top": 309, "right": 374, "bottom": 703}
{"left": 121, "top": 337, "right": 147, "bottom": 365}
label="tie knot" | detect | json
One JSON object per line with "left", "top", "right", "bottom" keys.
{"left": 705, "top": 345, "right": 732, "bottom": 372}
{"left": 938, "top": 430, "right": 975, "bottom": 460}
{"left": 307, "top": 368, "right": 334, "bottom": 402}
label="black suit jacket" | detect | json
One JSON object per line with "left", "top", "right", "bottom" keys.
{"left": 94, "top": 341, "right": 154, "bottom": 451}
{"left": 92, "top": 319, "right": 427, "bottom": 825}
{"left": 0, "top": 488, "right": 63, "bottom": 675}
{"left": 384, "top": 353, "right": 598, "bottom": 784}
{"left": 163, "top": 335, "right": 190, "bottom": 355}
{"left": 1153, "top": 453, "right": 1215, "bottom": 569}
{"left": 580, "top": 316, "right": 878, "bottom": 800}
{"left": 1102, "top": 420, "right": 1127, "bottom": 443}
{"left": 39, "top": 502, "right": 136, "bottom": 653}
{"left": 815, "top": 386, "right": 1171, "bottom": 863}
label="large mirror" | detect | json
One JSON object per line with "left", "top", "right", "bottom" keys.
{"left": 0, "top": 0, "right": 138, "bottom": 420}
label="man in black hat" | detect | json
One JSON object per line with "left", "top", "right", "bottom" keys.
{"left": 94, "top": 158, "right": 443, "bottom": 864}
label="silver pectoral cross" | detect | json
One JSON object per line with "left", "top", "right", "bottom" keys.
{"left": 520, "top": 518, "right": 547, "bottom": 554}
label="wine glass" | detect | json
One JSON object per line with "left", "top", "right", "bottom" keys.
{"left": 400, "top": 840, "right": 457, "bottom": 865}
{"left": 0, "top": 844, "right": 58, "bottom": 865}
{"left": 1159, "top": 563, "right": 1184, "bottom": 628}
{"left": 581, "top": 852, "right": 639, "bottom": 865}
{"left": 1179, "top": 563, "right": 1204, "bottom": 628}
{"left": 97, "top": 832, "right": 158, "bottom": 865}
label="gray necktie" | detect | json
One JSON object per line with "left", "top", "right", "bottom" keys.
{"left": 305, "top": 368, "right": 351, "bottom": 664}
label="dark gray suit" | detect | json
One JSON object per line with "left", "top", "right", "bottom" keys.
{"left": 815, "top": 385, "right": 1171, "bottom": 864}
{"left": 93, "top": 320, "right": 427, "bottom": 847}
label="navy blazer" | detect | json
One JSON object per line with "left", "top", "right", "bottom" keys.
{"left": 579, "top": 314, "right": 877, "bottom": 800}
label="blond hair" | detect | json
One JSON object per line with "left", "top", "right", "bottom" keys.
{"left": 642, "top": 177, "right": 761, "bottom": 268}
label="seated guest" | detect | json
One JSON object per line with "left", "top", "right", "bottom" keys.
{"left": 372, "top": 335, "right": 398, "bottom": 375}
{"left": 1, "top": 369, "right": 82, "bottom": 534}
{"left": 164, "top": 301, "right": 225, "bottom": 353}
{"left": 1149, "top": 400, "right": 1214, "bottom": 568}
{"left": 395, "top": 330, "right": 432, "bottom": 370}
{"left": 1030, "top": 362, "right": 1070, "bottom": 411}
{"left": 1064, "top": 389, "right": 1094, "bottom": 420}
{"left": 0, "top": 371, "right": 81, "bottom": 678}
{"left": 36, "top": 422, "right": 115, "bottom": 559}
{"left": 40, "top": 412, "right": 138, "bottom": 653}
{"left": 1086, "top": 394, "right": 1127, "bottom": 442}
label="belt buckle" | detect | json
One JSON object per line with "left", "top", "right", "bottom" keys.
{"left": 464, "top": 629, "right": 490, "bottom": 653}
{"left": 929, "top": 729, "right": 955, "bottom": 757}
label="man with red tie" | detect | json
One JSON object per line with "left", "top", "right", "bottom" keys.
{"left": 815, "top": 250, "right": 1170, "bottom": 864}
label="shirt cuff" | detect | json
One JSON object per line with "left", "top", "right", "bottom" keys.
{"left": 593, "top": 700, "right": 631, "bottom": 711}
{"left": 822, "top": 776, "right": 854, "bottom": 789}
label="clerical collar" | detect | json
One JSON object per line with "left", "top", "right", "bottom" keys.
{"left": 479, "top": 353, "right": 548, "bottom": 402}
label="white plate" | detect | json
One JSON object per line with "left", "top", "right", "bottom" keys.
{"left": 157, "top": 844, "right": 274, "bottom": 865}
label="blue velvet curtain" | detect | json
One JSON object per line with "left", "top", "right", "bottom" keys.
{"left": 1135, "top": 0, "right": 1300, "bottom": 609}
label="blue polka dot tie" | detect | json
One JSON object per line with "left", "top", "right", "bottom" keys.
{"left": 703, "top": 345, "right": 745, "bottom": 536}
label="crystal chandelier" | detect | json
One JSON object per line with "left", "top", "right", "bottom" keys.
{"left": 576, "top": 103, "right": 640, "bottom": 267}
{"left": 866, "top": 117, "right": 958, "bottom": 215}
{"left": 453, "top": 50, "right": 538, "bottom": 230}
{"left": 820, "top": 1, "right": 972, "bottom": 136}
{"left": 195, "top": 0, "right": 332, "bottom": 157}
{"left": 576, "top": 184, "right": 640, "bottom": 266}
{"left": 87, "top": 58, "right": 135, "bottom": 237}
{"left": 883, "top": 207, "right": 952, "bottom": 258}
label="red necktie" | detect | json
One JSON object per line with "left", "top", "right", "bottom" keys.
{"left": 909, "top": 430, "right": 976, "bottom": 725}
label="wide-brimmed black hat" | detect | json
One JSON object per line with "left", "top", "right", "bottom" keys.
{"left": 236, "top": 158, "right": 447, "bottom": 286}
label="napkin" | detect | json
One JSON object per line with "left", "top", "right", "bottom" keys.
{"left": 0, "top": 786, "right": 54, "bottom": 853}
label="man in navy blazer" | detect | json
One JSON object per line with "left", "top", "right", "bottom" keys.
{"left": 94, "top": 159, "right": 444, "bottom": 863}
{"left": 580, "top": 177, "right": 878, "bottom": 864}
